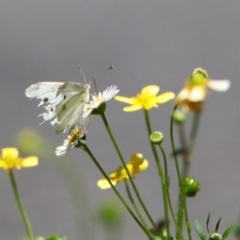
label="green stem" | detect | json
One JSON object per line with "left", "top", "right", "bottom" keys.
{"left": 187, "top": 112, "right": 201, "bottom": 160}
{"left": 170, "top": 106, "right": 185, "bottom": 240}
{"left": 176, "top": 123, "right": 188, "bottom": 236}
{"left": 9, "top": 170, "right": 34, "bottom": 240}
{"left": 178, "top": 124, "right": 189, "bottom": 178}
{"left": 184, "top": 199, "right": 192, "bottom": 240}
{"left": 100, "top": 112, "right": 155, "bottom": 227}
{"left": 124, "top": 180, "right": 149, "bottom": 229}
{"left": 82, "top": 145, "right": 154, "bottom": 240}
{"left": 143, "top": 110, "right": 170, "bottom": 237}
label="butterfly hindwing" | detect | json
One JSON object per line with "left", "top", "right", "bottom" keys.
{"left": 54, "top": 82, "right": 90, "bottom": 134}
{"left": 56, "top": 93, "right": 88, "bottom": 134}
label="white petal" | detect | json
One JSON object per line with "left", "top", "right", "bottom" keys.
{"left": 188, "top": 87, "right": 206, "bottom": 102}
{"left": 207, "top": 80, "right": 231, "bottom": 92}
{"left": 102, "top": 85, "right": 119, "bottom": 101}
{"left": 175, "top": 88, "right": 189, "bottom": 104}
{"left": 55, "top": 145, "right": 68, "bottom": 157}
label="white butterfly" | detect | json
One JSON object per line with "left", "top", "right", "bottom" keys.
{"left": 25, "top": 66, "right": 113, "bottom": 134}
{"left": 25, "top": 81, "right": 91, "bottom": 134}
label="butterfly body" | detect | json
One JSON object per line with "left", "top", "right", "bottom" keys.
{"left": 25, "top": 81, "right": 91, "bottom": 134}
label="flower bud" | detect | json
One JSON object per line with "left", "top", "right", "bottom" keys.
{"left": 150, "top": 131, "right": 164, "bottom": 144}
{"left": 184, "top": 176, "right": 200, "bottom": 197}
{"left": 172, "top": 110, "right": 186, "bottom": 124}
{"left": 98, "top": 200, "right": 124, "bottom": 226}
{"left": 209, "top": 232, "right": 223, "bottom": 240}
{"left": 189, "top": 67, "right": 208, "bottom": 86}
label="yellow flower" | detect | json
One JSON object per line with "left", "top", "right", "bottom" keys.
{"left": 97, "top": 153, "right": 149, "bottom": 189}
{"left": 0, "top": 148, "right": 38, "bottom": 170}
{"left": 115, "top": 85, "right": 175, "bottom": 112}
{"left": 175, "top": 67, "right": 230, "bottom": 111}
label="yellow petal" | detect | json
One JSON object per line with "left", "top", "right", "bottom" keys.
{"left": 97, "top": 178, "right": 117, "bottom": 189}
{"left": 123, "top": 105, "right": 142, "bottom": 112}
{"left": 138, "top": 159, "right": 149, "bottom": 172}
{"left": 0, "top": 160, "right": 7, "bottom": 169}
{"left": 207, "top": 80, "right": 230, "bottom": 92}
{"left": 2, "top": 148, "right": 19, "bottom": 160}
{"left": 188, "top": 87, "right": 206, "bottom": 102}
{"left": 21, "top": 157, "right": 39, "bottom": 167}
{"left": 156, "top": 92, "right": 175, "bottom": 104}
{"left": 114, "top": 96, "right": 133, "bottom": 104}
{"left": 175, "top": 88, "right": 189, "bottom": 104}
{"left": 128, "top": 153, "right": 149, "bottom": 174}
{"left": 141, "top": 85, "right": 160, "bottom": 96}
{"left": 129, "top": 153, "right": 143, "bottom": 165}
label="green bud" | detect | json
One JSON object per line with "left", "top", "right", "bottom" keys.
{"left": 15, "top": 128, "right": 44, "bottom": 154}
{"left": 209, "top": 232, "right": 223, "bottom": 240}
{"left": 91, "top": 102, "right": 106, "bottom": 115}
{"left": 172, "top": 110, "right": 186, "bottom": 125}
{"left": 189, "top": 67, "right": 208, "bottom": 86}
{"left": 45, "top": 235, "right": 67, "bottom": 240}
{"left": 184, "top": 176, "right": 200, "bottom": 197}
{"left": 98, "top": 200, "right": 124, "bottom": 226}
{"left": 150, "top": 131, "right": 164, "bottom": 144}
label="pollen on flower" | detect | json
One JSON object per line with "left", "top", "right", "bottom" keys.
{"left": 0, "top": 148, "right": 38, "bottom": 171}
{"left": 55, "top": 116, "right": 91, "bottom": 157}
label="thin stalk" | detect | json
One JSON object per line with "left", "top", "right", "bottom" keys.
{"left": 143, "top": 110, "right": 170, "bottom": 237}
{"left": 100, "top": 112, "right": 155, "bottom": 227}
{"left": 178, "top": 124, "right": 189, "bottom": 178}
{"left": 124, "top": 180, "right": 149, "bottom": 229}
{"left": 9, "top": 170, "right": 34, "bottom": 240}
{"left": 176, "top": 123, "right": 188, "bottom": 236}
{"left": 170, "top": 106, "right": 185, "bottom": 240}
{"left": 184, "top": 199, "right": 192, "bottom": 240}
{"left": 187, "top": 112, "right": 201, "bottom": 160}
{"left": 82, "top": 145, "right": 154, "bottom": 239}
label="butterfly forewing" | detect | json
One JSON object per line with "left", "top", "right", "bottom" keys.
{"left": 25, "top": 82, "right": 64, "bottom": 106}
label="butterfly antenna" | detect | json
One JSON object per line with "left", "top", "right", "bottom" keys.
{"left": 93, "top": 66, "right": 114, "bottom": 79}
{"left": 92, "top": 78, "right": 98, "bottom": 93}
{"left": 78, "top": 65, "right": 87, "bottom": 84}
{"left": 91, "top": 66, "right": 114, "bottom": 93}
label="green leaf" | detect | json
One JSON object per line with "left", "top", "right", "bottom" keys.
{"left": 215, "top": 217, "right": 222, "bottom": 232}
{"left": 195, "top": 220, "right": 207, "bottom": 240}
{"left": 206, "top": 212, "right": 211, "bottom": 233}
{"left": 222, "top": 225, "right": 238, "bottom": 239}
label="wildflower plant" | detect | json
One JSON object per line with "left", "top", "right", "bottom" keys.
{"left": 2, "top": 67, "right": 238, "bottom": 240}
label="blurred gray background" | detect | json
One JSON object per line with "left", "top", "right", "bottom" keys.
{"left": 0, "top": 1, "right": 240, "bottom": 240}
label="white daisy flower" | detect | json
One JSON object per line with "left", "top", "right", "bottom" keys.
{"left": 83, "top": 85, "right": 119, "bottom": 117}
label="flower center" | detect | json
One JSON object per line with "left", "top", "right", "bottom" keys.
{"left": 135, "top": 93, "right": 156, "bottom": 109}
{"left": 68, "top": 128, "right": 81, "bottom": 144}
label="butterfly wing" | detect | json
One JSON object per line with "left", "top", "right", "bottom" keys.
{"left": 25, "top": 81, "right": 90, "bottom": 134}
{"left": 25, "top": 82, "right": 64, "bottom": 106}
{"left": 25, "top": 82, "right": 65, "bottom": 122}
{"left": 54, "top": 82, "right": 90, "bottom": 134}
